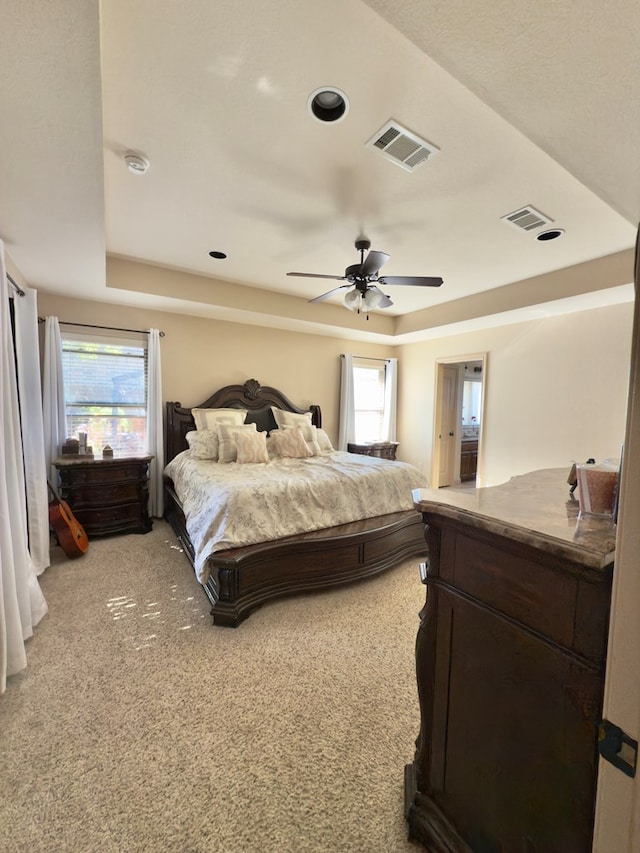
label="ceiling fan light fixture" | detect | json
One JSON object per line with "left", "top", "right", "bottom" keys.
{"left": 344, "top": 289, "right": 361, "bottom": 311}
{"left": 308, "top": 87, "right": 349, "bottom": 124}
{"left": 363, "top": 288, "right": 382, "bottom": 310}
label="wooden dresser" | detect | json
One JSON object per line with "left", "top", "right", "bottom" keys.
{"left": 54, "top": 455, "right": 153, "bottom": 537}
{"left": 406, "top": 469, "right": 615, "bottom": 852}
{"left": 347, "top": 441, "right": 399, "bottom": 460}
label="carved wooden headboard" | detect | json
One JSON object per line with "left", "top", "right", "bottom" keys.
{"left": 165, "top": 378, "right": 322, "bottom": 464}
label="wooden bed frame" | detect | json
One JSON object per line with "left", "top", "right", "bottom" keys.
{"left": 164, "top": 378, "right": 427, "bottom": 627}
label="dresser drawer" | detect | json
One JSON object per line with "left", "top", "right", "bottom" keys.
{"left": 448, "top": 530, "right": 577, "bottom": 650}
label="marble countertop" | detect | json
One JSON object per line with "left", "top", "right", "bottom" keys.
{"left": 413, "top": 468, "right": 616, "bottom": 570}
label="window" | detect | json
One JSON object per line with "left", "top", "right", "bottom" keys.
{"left": 61, "top": 332, "right": 148, "bottom": 456}
{"left": 353, "top": 359, "right": 387, "bottom": 442}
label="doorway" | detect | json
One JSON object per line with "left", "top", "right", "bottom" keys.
{"left": 431, "top": 354, "right": 486, "bottom": 488}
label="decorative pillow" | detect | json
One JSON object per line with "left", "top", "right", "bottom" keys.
{"left": 185, "top": 429, "right": 219, "bottom": 460}
{"left": 268, "top": 426, "right": 314, "bottom": 459}
{"left": 192, "top": 407, "right": 247, "bottom": 431}
{"left": 270, "top": 407, "right": 313, "bottom": 430}
{"left": 315, "top": 428, "right": 334, "bottom": 453}
{"left": 235, "top": 429, "right": 269, "bottom": 464}
{"left": 217, "top": 422, "right": 257, "bottom": 463}
{"left": 282, "top": 423, "right": 322, "bottom": 456}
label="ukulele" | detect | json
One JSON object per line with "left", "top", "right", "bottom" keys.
{"left": 47, "top": 481, "right": 89, "bottom": 558}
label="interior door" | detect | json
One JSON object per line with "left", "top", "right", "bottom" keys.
{"left": 436, "top": 365, "right": 458, "bottom": 487}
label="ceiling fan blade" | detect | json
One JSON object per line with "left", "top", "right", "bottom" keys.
{"left": 308, "top": 284, "right": 351, "bottom": 303}
{"left": 359, "top": 250, "right": 390, "bottom": 278}
{"left": 368, "top": 285, "right": 393, "bottom": 308}
{"left": 287, "top": 271, "right": 346, "bottom": 280}
{"left": 378, "top": 275, "right": 443, "bottom": 287}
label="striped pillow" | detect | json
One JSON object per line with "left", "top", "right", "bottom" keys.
{"left": 235, "top": 429, "right": 269, "bottom": 464}
{"left": 269, "top": 427, "right": 314, "bottom": 459}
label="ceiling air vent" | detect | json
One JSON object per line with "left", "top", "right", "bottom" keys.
{"left": 366, "top": 120, "right": 439, "bottom": 173}
{"left": 501, "top": 205, "right": 553, "bottom": 233}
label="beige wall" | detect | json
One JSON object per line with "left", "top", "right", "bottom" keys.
{"left": 35, "top": 292, "right": 395, "bottom": 446}
{"left": 35, "top": 291, "right": 633, "bottom": 485}
{"left": 398, "top": 300, "right": 634, "bottom": 486}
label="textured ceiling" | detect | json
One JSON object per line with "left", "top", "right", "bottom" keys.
{"left": 1, "top": 0, "right": 638, "bottom": 342}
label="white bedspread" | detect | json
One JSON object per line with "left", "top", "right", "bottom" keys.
{"left": 164, "top": 450, "right": 426, "bottom": 583}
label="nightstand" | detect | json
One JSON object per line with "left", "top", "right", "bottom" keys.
{"left": 53, "top": 455, "right": 153, "bottom": 537}
{"left": 347, "top": 441, "right": 399, "bottom": 460}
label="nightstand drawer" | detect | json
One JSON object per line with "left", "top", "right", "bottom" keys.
{"left": 75, "top": 503, "right": 151, "bottom": 536}
{"left": 63, "top": 480, "right": 143, "bottom": 507}
{"left": 61, "top": 462, "right": 148, "bottom": 484}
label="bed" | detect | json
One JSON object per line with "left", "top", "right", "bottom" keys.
{"left": 164, "top": 378, "right": 427, "bottom": 626}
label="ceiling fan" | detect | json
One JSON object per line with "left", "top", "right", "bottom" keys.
{"left": 287, "top": 237, "right": 443, "bottom": 314}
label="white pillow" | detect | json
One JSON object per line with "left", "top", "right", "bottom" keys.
{"left": 270, "top": 407, "right": 313, "bottom": 430}
{"left": 235, "top": 430, "right": 269, "bottom": 464}
{"left": 192, "top": 407, "right": 247, "bottom": 431}
{"left": 185, "top": 429, "right": 219, "bottom": 460}
{"left": 217, "top": 422, "right": 257, "bottom": 463}
{"left": 282, "top": 423, "right": 322, "bottom": 456}
{"left": 315, "top": 428, "right": 334, "bottom": 453}
{"left": 268, "top": 426, "right": 313, "bottom": 459}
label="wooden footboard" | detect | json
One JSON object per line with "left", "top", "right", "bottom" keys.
{"left": 164, "top": 477, "right": 427, "bottom": 627}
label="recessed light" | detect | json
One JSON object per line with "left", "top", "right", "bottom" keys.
{"left": 307, "top": 87, "right": 349, "bottom": 124}
{"left": 209, "top": 251, "right": 227, "bottom": 259}
{"left": 124, "top": 151, "right": 150, "bottom": 175}
{"left": 536, "top": 228, "right": 565, "bottom": 241}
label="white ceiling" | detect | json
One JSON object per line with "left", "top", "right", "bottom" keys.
{"left": 1, "top": 0, "right": 638, "bottom": 343}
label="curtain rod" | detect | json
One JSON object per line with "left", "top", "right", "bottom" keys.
{"left": 37, "top": 318, "right": 165, "bottom": 337}
{"left": 340, "top": 353, "right": 390, "bottom": 362}
{"left": 6, "top": 273, "right": 25, "bottom": 297}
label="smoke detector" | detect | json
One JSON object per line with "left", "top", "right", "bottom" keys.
{"left": 124, "top": 152, "right": 150, "bottom": 175}
{"left": 366, "top": 120, "right": 439, "bottom": 172}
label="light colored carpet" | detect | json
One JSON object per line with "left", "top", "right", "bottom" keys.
{"left": 0, "top": 520, "right": 425, "bottom": 853}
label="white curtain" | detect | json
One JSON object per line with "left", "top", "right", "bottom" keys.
{"left": 383, "top": 357, "right": 398, "bottom": 442}
{"left": 146, "top": 329, "right": 164, "bottom": 516}
{"left": 0, "top": 241, "right": 48, "bottom": 694}
{"left": 13, "top": 285, "right": 50, "bottom": 574}
{"left": 42, "top": 317, "right": 66, "bottom": 485}
{"left": 338, "top": 353, "right": 356, "bottom": 450}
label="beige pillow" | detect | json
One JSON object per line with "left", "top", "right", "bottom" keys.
{"left": 282, "top": 423, "right": 322, "bottom": 456}
{"left": 235, "top": 429, "right": 269, "bottom": 464}
{"left": 185, "top": 429, "right": 219, "bottom": 460}
{"left": 270, "top": 407, "right": 313, "bottom": 430}
{"left": 217, "top": 422, "right": 257, "bottom": 463}
{"left": 192, "top": 407, "right": 247, "bottom": 431}
{"left": 269, "top": 426, "right": 313, "bottom": 458}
